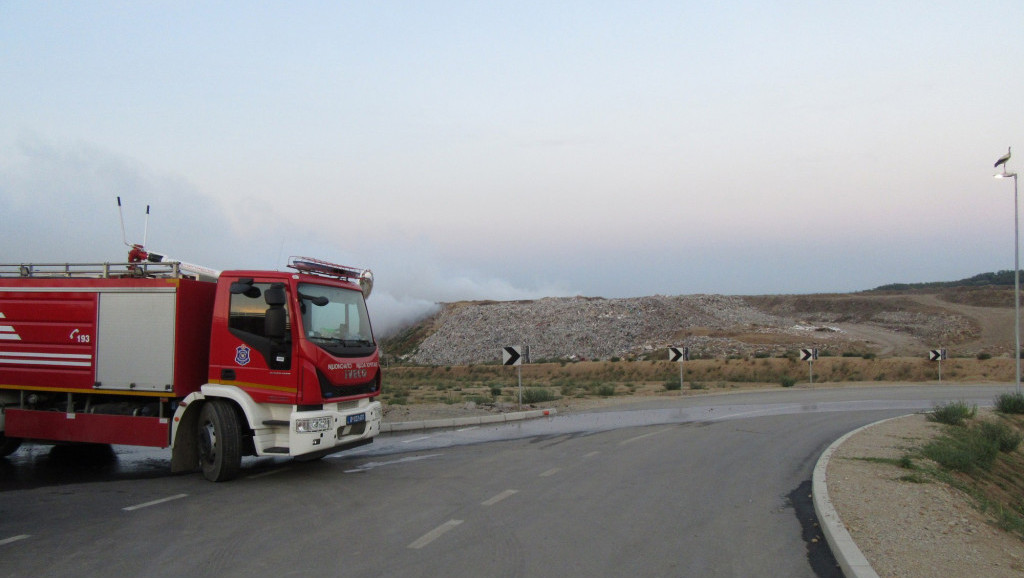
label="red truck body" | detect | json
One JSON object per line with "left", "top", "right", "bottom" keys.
{"left": 0, "top": 259, "right": 382, "bottom": 481}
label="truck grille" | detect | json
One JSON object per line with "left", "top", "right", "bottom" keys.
{"left": 317, "top": 369, "right": 379, "bottom": 400}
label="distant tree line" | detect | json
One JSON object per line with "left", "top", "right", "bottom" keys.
{"left": 872, "top": 270, "right": 1022, "bottom": 292}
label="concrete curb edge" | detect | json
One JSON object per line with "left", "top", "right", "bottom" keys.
{"left": 812, "top": 416, "right": 906, "bottom": 578}
{"left": 380, "top": 408, "right": 557, "bottom": 433}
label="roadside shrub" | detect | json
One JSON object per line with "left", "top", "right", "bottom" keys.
{"left": 979, "top": 421, "right": 1023, "bottom": 453}
{"left": 995, "top": 392, "right": 1024, "bottom": 414}
{"left": 490, "top": 386, "right": 503, "bottom": 398}
{"left": 596, "top": 384, "right": 616, "bottom": 397}
{"left": 928, "top": 401, "right": 977, "bottom": 426}
{"left": 520, "top": 387, "right": 556, "bottom": 404}
{"left": 977, "top": 352, "right": 993, "bottom": 360}
{"left": 780, "top": 376, "right": 796, "bottom": 387}
{"left": 664, "top": 380, "right": 682, "bottom": 391}
{"left": 922, "top": 429, "right": 999, "bottom": 472}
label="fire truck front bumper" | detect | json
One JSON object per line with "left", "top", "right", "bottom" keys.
{"left": 286, "top": 400, "right": 382, "bottom": 459}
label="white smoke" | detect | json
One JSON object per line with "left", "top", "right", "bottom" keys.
{"left": 1, "top": 136, "right": 578, "bottom": 340}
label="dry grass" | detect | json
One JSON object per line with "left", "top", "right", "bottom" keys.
{"left": 380, "top": 357, "right": 1017, "bottom": 405}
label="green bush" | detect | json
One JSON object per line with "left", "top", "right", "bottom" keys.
{"left": 922, "top": 429, "right": 999, "bottom": 472}
{"left": 995, "top": 392, "right": 1024, "bottom": 414}
{"left": 928, "top": 401, "right": 977, "bottom": 426}
{"left": 596, "top": 384, "right": 616, "bottom": 397}
{"left": 979, "top": 421, "right": 1022, "bottom": 453}
{"left": 977, "top": 352, "right": 993, "bottom": 360}
{"left": 780, "top": 376, "right": 796, "bottom": 387}
{"left": 664, "top": 380, "right": 682, "bottom": 391}
{"left": 520, "top": 387, "right": 557, "bottom": 404}
{"left": 490, "top": 386, "right": 503, "bottom": 398}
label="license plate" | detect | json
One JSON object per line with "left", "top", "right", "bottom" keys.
{"left": 346, "top": 413, "right": 366, "bottom": 425}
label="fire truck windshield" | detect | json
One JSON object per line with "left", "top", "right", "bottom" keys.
{"left": 298, "top": 283, "right": 375, "bottom": 356}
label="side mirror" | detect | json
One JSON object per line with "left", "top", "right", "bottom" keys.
{"left": 230, "top": 278, "right": 261, "bottom": 298}
{"left": 299, "top": 292, "right": 329, "bottom": 307}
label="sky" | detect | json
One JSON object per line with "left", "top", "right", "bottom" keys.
{"left": 2, "top": 1, "right": 1023, "bottom": 335}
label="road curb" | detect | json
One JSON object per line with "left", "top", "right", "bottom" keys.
{"left": 380, "top": 408, "right": 557, "bottom": 433}
{"left": 812, "top": 416, "right": 905, "bottom": 578}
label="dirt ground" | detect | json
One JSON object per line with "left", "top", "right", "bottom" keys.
{"left": 383, "top": 395, "right": 1024, "bottom": 576}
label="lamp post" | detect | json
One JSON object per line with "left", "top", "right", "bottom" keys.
{"left": 995, "top": 147, "right": 1020, "bottom": 394}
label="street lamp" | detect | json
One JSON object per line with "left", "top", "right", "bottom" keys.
{"left": 995, "top": 147, "right": 1021, "bottom": 394}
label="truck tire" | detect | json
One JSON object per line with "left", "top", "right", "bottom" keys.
{"left": 197, "top": 401, "right": 242, "bottom": 482}
{"left": 0, "top": 433, "right": 20, "bottom": 457}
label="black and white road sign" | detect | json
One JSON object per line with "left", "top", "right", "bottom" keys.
{"left": 800, "top": 348, "right": 818, "bottom": 361}
{"left": 669, "top": 346, "right": 689, "bottom": 362}
{"left": 502, "top": 346, "right": 522, "bottom": 366}
{"left": 928, "top": 349, "right": 947, "bottom": 361}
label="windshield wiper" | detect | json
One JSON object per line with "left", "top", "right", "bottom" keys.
{"left": 309, "top": 336, "right": 373, "bottom": 347}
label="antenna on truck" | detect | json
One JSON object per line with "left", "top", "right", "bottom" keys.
{"left": 115, "top": 197, "right": 221, "bottom": 281}
{"left": 118, "top": 196, "right": 149, "bottom": 264}
{"left": 143, "top": 203, "right": 150, "bottom": 249}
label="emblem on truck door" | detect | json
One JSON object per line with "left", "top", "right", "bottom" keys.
{"left": 234, "top": 345, "right": 251, "bottom": 366}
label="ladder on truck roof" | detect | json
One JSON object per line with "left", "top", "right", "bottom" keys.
{"left": 0, "top": 261, "right": 193, "bottom": 279}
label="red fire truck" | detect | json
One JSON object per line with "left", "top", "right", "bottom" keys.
{"left": 0, "top": 254, "right": 382, "bottom": 481}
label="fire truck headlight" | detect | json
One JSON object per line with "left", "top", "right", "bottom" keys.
{"left": 295, "top": 417, "right": 332, "bottom": 433}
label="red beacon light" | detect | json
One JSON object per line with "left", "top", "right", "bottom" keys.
{"left": 287, "top": 256, "right": 374, "bottom": 298}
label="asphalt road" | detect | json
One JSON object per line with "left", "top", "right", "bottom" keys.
{"left": 0, "top": 384, "right": 1011, "bottom": 577}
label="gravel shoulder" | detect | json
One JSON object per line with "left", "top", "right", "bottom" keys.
{"left": 383, "top": 397, "right": 1024, "bottom": 576}
{"left": 826, "top": 412, "right": 1024, "bottom": 577}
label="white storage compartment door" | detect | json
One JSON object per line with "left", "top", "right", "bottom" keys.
{"left": 95, "top": 290, "right": 176, "bottom": 392}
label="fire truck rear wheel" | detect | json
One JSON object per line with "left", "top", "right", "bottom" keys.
{"left": 0, "top": 433, "right": 21, "bottom": 457}
{"left": 197, "top": 401, "right": 242, "bottom": 482}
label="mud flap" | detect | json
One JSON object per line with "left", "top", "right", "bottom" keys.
{"left": 170, "top": 404, "right": 200, "bottom": 473}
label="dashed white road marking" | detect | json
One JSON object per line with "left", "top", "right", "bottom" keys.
{"left": 401, "top": 436, "right": 433, "bottom": 444}
{"left": 456, "top": 426, "right": 479, "bottom": 432}
{"left": 583, "top": 451, "right": 600, "bottom": 458}
{"left": 619, "top": 427, "right": 673, "bottom": 446}
{"left": 123, "top": 493, "right": 188, "bottom": 512}
{"left": 345, "top": 453, "right": 442, "bottom": 473}
{"left": 481, "top": 489, "right": 519, "bottom": 506}
{"left": 0, "top": 535, "right": 30, "bottom": 546}
{"left": 408, "top": 519, "right": 463, "bottom": 549}
{"left": 539, "top": 467, "right": 561, "bottom": 477}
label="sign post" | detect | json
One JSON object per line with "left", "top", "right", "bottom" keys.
{"left": 669, "top": 346, "right": 689, "bottom": 389}
{"left": 503, "top": 346, "right": 523, "bottom": 409}
{"left": 800, "top": 348, "right": 818, "bottom": 384}
{"left": 929, "top": 349, "right": 947, "bottom": 382}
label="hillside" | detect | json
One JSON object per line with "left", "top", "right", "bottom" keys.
{"left": 381, "top": 285, "right": 1018, "bottom": 366}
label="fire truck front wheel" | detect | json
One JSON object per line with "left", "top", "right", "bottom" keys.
{"left": 197, "top": 401, "right": 242, "bottom": 482}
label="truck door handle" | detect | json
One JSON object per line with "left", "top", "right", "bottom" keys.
{"left": 221, "top": 369, "right": 236, "bottom": 381}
